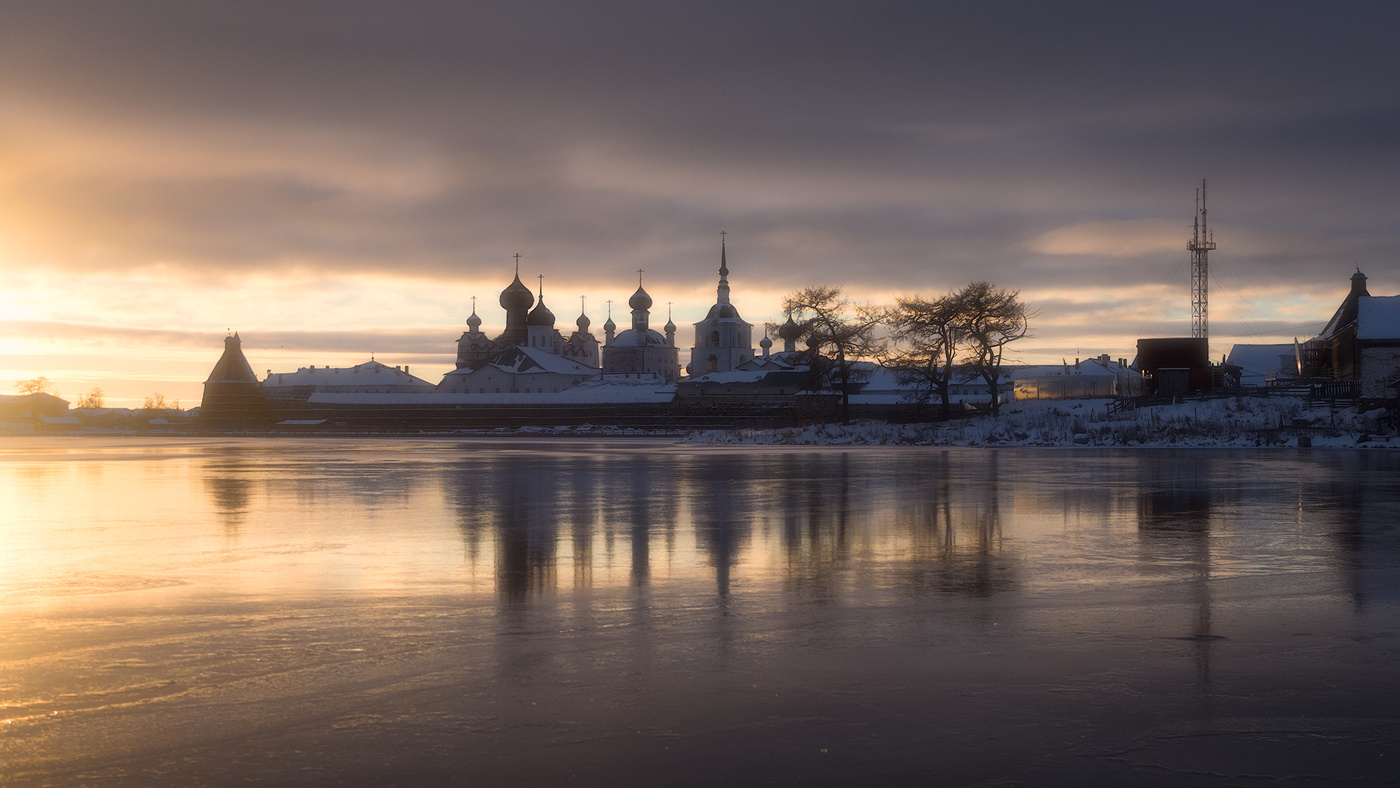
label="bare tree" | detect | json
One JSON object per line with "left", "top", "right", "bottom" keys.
{"left": 75, "top": 387, "right": 105, "bottom": 409}
{"left": 143, "top": 393, "right": 180, "bottom": 414}
{"left": 949, "top": 281, "right": 1031, "bottom": 416}
{"left": 14, "top": 376, "right": 55, "bottom": 395}
{"left": 884, "top": 294, "right": 963, "bottom": 417}
{"left": 782, "top": 285, "right": 884, "bottom": 422}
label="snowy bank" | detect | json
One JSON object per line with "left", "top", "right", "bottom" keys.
{"left": 680, "top": 396, "right": 1400, "bottom": 448}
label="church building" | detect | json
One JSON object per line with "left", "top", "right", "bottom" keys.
{"left": 602, "top": 275, "right": 680, "bottom": 382}
{"left": 442, "top": 260, "right": 604, "bottom": 393}
{"left": 687, "top": 238, "right": 755, "bottom": 376}
{"left": 454, "top": 263, "right": 600, "bottom": 370}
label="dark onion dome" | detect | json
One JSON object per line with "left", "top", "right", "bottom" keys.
{"left": 603, "top": 315, "right": 617, "bottom": 333}
{"left": 499, "top": 274, "right": 534, "bottom": 312}
{"left": 760, "top": 334, "right": 773, "bottom": 349}
{"left": 527, "top": 297, "right": 556, "bottom": 327}
{"left": 629, "top": 285, "right": 653, "bottom": 311}
{"left": 576, "top": 311, "right": 591, "bottom": 332}
{"left": 466, "top": 309, "right": 482, "bottom": 329}
{"left": 778, "top": 316, "right": 802, "bottom": 342}
{"left": 664, "top": 316, "right": 677, "bottom": 334}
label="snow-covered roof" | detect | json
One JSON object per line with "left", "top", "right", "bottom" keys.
{"left": 72, "top": 407, "right": 136, "bottom": 417}
{"left": 1356, "top": 295, "right": 1400, "bottom": 340}
{"left": 265, "top": 359, "right": 436, "bottom": 388}
{"left": 685, "top": 369, "right": 776, "bottom": 385}
{"left": 446, "top": 345, "right": 599, "bottom": 378}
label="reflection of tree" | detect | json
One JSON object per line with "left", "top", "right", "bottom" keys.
{"left": 940, "top": 452, "right": 1005, "bottom": 597}
{"left": 885, "top": 451, "right": 1013, "bottom": 599}
{"left": 781, "top": 453, "right": 854, "bottom": 602}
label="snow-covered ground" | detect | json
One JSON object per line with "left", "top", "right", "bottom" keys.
{"left": 681, "top": 396, "right": 1400, "bottom": 448}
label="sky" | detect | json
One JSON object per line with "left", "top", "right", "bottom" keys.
{"left": 2, "top": 1, "right": 1398, "bottom": 406}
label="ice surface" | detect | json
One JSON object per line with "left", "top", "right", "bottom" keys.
{"left": 2, "top": 437, "right": 1399, "bottom": 785}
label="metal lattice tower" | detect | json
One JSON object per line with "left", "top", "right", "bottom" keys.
{"left": 1188, "top": 179, "right": 1216, "bottom": 338}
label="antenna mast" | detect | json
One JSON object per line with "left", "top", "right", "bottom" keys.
{"left": 1188, "top": 179, "right": 1216, "bottom": 339}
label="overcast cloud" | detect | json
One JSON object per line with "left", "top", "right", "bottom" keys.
{"left": 2, "top": 1, "right": 1398, "bottom": 402}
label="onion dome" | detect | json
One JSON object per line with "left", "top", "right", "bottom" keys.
{"left": 629, "top": 285, "right": 652, "bottom": 311}
{"left": 760, "top": 334, "right": 773, "bottom": 350}
{"left": 778, "top": 316, "right": 802, "bottom": 342}
{"left": 499, "top": 274, "right": 534, "bottom": 312}
{"left": 466, "top": 309, "right": 482, "bottom": 330}
{"left": 528, "top": 297, "right": 555, "bottom": 327}
{"left": 603, "top": 315, "right": 616, "bottom": 333}
{"left": 664, "top": 316, "right": 676, "bottom": 334}
{"left": 576, "top": 311, "right": 591, "bottom": 332}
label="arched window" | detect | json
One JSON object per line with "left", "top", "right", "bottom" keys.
{"left": 710, "top": 331, "right": 720, "bottom": 347}
{"left": 707, "top": 354, "right": 718, "bottom": 373}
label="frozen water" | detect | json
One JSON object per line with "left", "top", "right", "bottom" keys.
{"left": 1, "top": 436, "right": 1398, "bottom": 785}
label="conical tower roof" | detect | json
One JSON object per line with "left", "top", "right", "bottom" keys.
{"left": 205, "top": 333, "right": 259, "bottom": 383}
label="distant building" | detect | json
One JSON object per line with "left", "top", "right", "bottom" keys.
{"left": 457, "top": 268, "right": 601, "bottom": 370}
{"left": 739, "top": 317, "right": 806, "bottom": 371}
{"left": 602, "top": 277, "right": 680, "bottom": 382}
{"left": 440, "top": 346, "right": 600, "bottom": 394}
{"left": 1301, "top": 269, "right": 1400, "bottom": 398}
{"left": 1134, "top": 337, "right": 1212, "bottom": 395}
{"left": 1225, "top": 344, "right": 1297, "bottom": 387}
{"left": 0, "top": 392, "right": 70, "bottom": 420}
{"left": 200, "top": 333, "right": 268, "bottom": 426}
{"left": 1013, "top": 355, "right": 1145, "bottom": 400}
{"left": 687, "top": 238, "right": 755, "bottom": 376}
{"left": 264, "top": 359, "right": 436, "bottom": 397}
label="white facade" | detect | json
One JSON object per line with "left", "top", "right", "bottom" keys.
{"left": 264, "top": 360, "right": 437, "bottom": 394}
{"left": 603, "top": 283, "right": 680, "bottom": 382}
{"left": 687, "top": 240, "right": 754, "bottom": 376}
{"left": 440, "top": 346, "right": 600, "bottom": 394}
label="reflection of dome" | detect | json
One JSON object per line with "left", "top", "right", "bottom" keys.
{"left": 577, "top": 311, "right": 591, "bottom": 332}
{"left": 466, "top": 310, "right": 482, "bottom": 329}
{"left": 528, "top": 297, "right": 555, "bottom": 327}
{"left": 500, "top": 275, "right": 534, "bottom": 312}
{"left": 629, "top": 286, "right": 652, "bottom": 311}
{"left": 778, "top": 317, "right": 802, "bottom": 342}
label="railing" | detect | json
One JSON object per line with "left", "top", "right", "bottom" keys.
{"left": 1104, "top": 380, "right": 1362, "bottom": 417}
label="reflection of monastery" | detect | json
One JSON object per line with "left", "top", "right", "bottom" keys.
{"left": 203, "top": 241, "right": 841, "bottom": 429}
